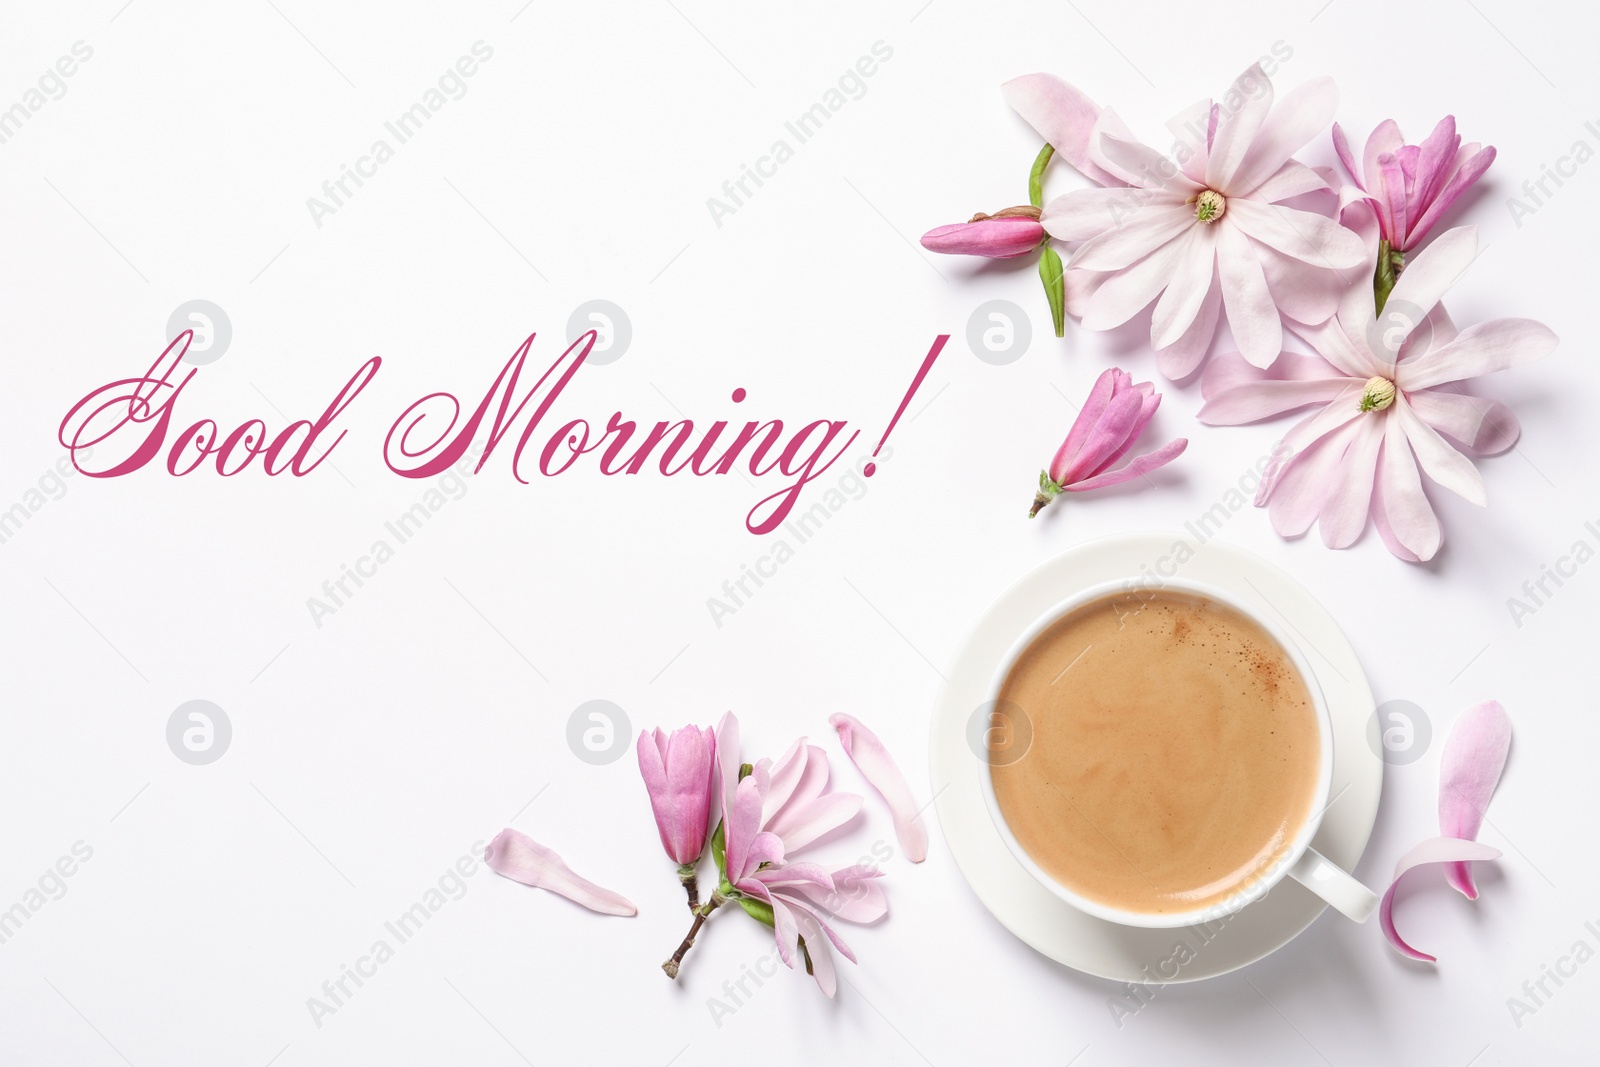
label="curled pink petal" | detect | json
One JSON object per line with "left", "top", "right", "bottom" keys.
{"left": 1379, "top": 837, "right": 1502, "bottom": 961}
{"left": 829, "top": 713, "right": 928, "bottom": 863}
{"left": 484, "top": 829, "right": 636, "bottom": 916}
{"left": 1438, "top": 700, "right": 1512, "bottom": 898}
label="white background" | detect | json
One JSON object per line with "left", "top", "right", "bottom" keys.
{"left": 2, "top": 1, "right": 1596, "bottom": 1063}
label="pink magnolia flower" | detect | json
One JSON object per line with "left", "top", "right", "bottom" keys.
{"left": 1198, "top": 220, "right": 1557, "bottom": 560}
{"left": 1333, "top": 116, "right": 1495, "bottom": 254}
{"left": 716, "top": 715, "right": 885, "bottom": 997}
{"left": 636, "top": 725, "right": 716, "bottom": 866}
{"left": 1031, "top": 368, "right": 1187, "bottom": 517}
{"left": 920, "top": 209, "right": 1045, "bottom": 258}
{"left": 1007, "top": 63, "right": 1367, "bottom": 376}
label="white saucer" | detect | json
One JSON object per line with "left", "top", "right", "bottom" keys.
{"left": 930, "top": 532, "right": 1381, "bottom": 983}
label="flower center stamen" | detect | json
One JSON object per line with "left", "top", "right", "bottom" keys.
{"left": 1192, "top": 189, "right": 1226, "bottom": 223}
{"left": 1359, "top": 375, "right": 1397, "bottom": 413}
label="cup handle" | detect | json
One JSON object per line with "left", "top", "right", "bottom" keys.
{"left": 1286, "top": 846, "right": 1378, "bottom": 922}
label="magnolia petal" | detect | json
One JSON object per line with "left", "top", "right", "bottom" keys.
{"left": 766, "top": 792, "right": 863, "bottom": 854}
{"left": 1151, "top": 228, "right": 1217, "bottom": 349}
{"left": 1201, "top": 345, "right": 1343, "bottom": 398}
{"left": 829, "top": 713, "right": 929, "bottom": 863}
{"left": 1042, "top": 188, "right": 1147, "bottom": 243}
{"left": 1050, "top": 368, "right": 1120, "bottom": 478}
{"left": 1206, "top": 64, "right": 1274, "bottom": 191}
{"left": 1319, "top": 413, "right": 1384, "bottom": 548}
{"left": 1397, "top": 318, "right": 1558, "bottom": 391}
{"left": 792, "top": 908, "right": 840, "bottom": 996}
{"left": 1226, "top": 199, "right": 1367, "bottom": 269}
{"left": 1372, "top": 417, "right": 1441, "bottom": 562}
{"left": 715, "top": 711, "right": 741, "bottom": 820}
{"left": 1001, "top": 74, "right": 1123, "bottom": 187}
{"left": 1380, "top": 836, "right": 1503, "bottom": 961}
{"left": 1394, "top": 398, "right": 1487, "bottom": 506}
{"left": 1438, "top": 701, "right": 1512, "bottom": 898}
{"left": 1258, "top": 243, "right": 1344, "bottom": 325}
{"left": 1071, "top": 200, "right": 1192, "bottom": 272}
{"left": 1231, "top": 76, "right": 1340, "bottom": 196}
{"left": 1405, "top": 389, "right": 1520, "bottom": 455}
{"left": 1295, "top": 314, "right": 1384, "bottom": 381}
{"left": 1407, "top": 147, "right": 1495, "bottom": 249}
{"left": 1059, "top": 388, "right": 1147, "bottom": 484}
{"left": 483, "top": 829, "right": 636, "bottom": 916}
{"left": 1268, "top": 418, "right": 1361, "bottom": 536}
{"left": 1066, "top": 438, "right": 1187, "bottom": 491}
{"left": 1216, "top": 222, "right": 1282, "bottom": 368}
{"left": 1362, "top": 120, "right": 1405, "bottom": 199}
{"left": 1331, "top": 122, "right": 1363, "bottom": 188}
{"left": 1093, "top": 132, "right": 1195, "bottom": 194}
{"left": 1197, "top": 374, "right": 1351, "bottom": 426}
{"left": 1165, "top": 97, "right": 1214, "bottom": 184}
{"left": 1079, "top": 237, "right": 1192, "bottom": 331}
{"left": 1385, "top": 226, "right": 1477, "bottom": 327}
{"left": 1155, "top": 271, "right": 1222, "bottom": 380}
{"left": 792, "top": 864, "right": 890, "bottom": 923}
{"left": 1250, "top": 159, "right": 1334, "bottom": 204}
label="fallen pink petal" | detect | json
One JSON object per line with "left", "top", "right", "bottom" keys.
{"left": 1379, "top": 836, "right": 1502, "bottom": 962}
{"left": 484, "top": 828, "right": 637, "bottom": 917}
{"left": 829, "top": 713, "right": 928, "bottom": 863}
{"left": 1032, "top": 368, "right": 1187, "bottom": 517}
{"left": 1438, "top": 700, "right": 1512, "bottom": 898}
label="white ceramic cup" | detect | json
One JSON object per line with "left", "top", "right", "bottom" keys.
{"left": 978, "top": 576, "right": 1378, "bottom": 929}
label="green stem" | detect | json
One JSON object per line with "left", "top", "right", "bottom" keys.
{"left": 1028, "top": 143, "right": 1055, "bottom": 208}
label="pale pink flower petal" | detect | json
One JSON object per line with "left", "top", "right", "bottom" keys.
{"left": 1258, "top": 244, "right": 1343, "bottom": 325}
{"left": 1041, "top": 188, "right": 1141, "bottom": 242}
{"left": 1405, "top": 391, "right": 1520, "bottom": 455}
{"left": 1379, "top": 837, "right": 1503, "bottom": 961}
{"left": 1001, "top": 73, "right": 1123, "bottom": 186}
{"left": 484, "top": 829, "right": 636, "bottom": 916}
{"left": 1198, "top": 356, "right": 1351, "bottom": 425}
{"left": 1151, "top": 230, "right": 1219, "bottom": 348}
{"left": 1383, "top": 226, "right": 1478, "bottom": 332}
{"left": 1320, "top": 415, "right": 1384, "bottom": 547}
{"left": 1226, "top": 199, "right": 1368, "bottom": 268}
{"left": 829, "top": 713, "right": 929, "bottom": 863}
{"left": 1371, "top": 418, "right": 1441, "bottom": 561}
{"left": 1397, "top": 319, "right": 1560, "bottom": 391}
{"left": 1065, "top": 438, "right": 1188, "bottom": 491}
{"left": 1205, "top": 64, "right": 1274, "bottom": 190}
{"left": 1071, "top": 201, "right": 1192, "bottom": 272}
{"left": 1081, "top": 229, "right": 1199, "bottom": 330}
{"left": 1156, "top": 274, "right": 1223, "bottom": 380}
{"left": 1392, "top": 398, "right": 1488, "bottom": 506}
{"left": 1251, "top": 159, "right": 1333, "bottom": 203}
{"left": 1232, "top": 76, "right": 1339, "bottom": 195}
{"left": 1216, "top": 223, "right": 1282, "bottom": 367}
{"left": 1438, "top": 700, "right": 1512, "bottom": 898}
{"left": 1267, "top": 418, "right": 1363, "bottom": 536}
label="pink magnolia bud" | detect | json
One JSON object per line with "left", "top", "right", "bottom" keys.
{"left": 921, "top": 210, "right": 1045, "bottom": 258}
{"left": 636, "top": 725, "right": 716, "bottom": 866}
